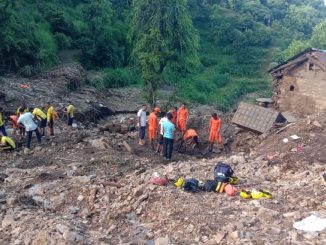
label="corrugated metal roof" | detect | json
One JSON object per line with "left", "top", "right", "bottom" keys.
{"left": 232, "top": 102, "right": 280, "bottom": 133}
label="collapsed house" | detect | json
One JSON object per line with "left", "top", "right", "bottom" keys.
{"left": 269, "top": 48, "right": 326, "bottom": 115}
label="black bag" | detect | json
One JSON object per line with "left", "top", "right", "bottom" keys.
{"left": 183, "top": 178, "right": 199, "bottom": 192}
{"left": 203, "top": 180, "right": 218, "bottom": 192}
{"left": 214, "top": 162, "right": 234, "bottom": 182}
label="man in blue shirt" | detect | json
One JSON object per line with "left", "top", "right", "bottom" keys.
{"left": 162, "top": 113, "right": 176, "bottom": 161}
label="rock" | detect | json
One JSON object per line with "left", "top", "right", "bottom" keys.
{"left": 31, "top": 232, "right": 49, "bottom": 245}
{"left": 63, "top": 230, "right": 78, "bottom": 242}
{"left": 257, "top": 207, "right": 279, "bottom": 222}
{"left": 56, "top": 224, "right": 68, "bottom": 234}
{"left": 312, "top": 120, "right": 322, "bottom": 128}
{"left": 133, "top": 185, "right": 144, "bottom": 197}
{"left": 89, "top": 138, "right": 110, "bottom": 149}
{"left": 213, "top": 232, "right": 226, "bottom": 244}
{"left": 23, "top": 148, "right": 30, "bottom": 155}
{"left": 2, "top": 214, "right": 15, "bottom": 229}
{"left": 228, "top": 231, "right": 240, "bottom": 240}
{"left": 154, "top": 236, "right": 170, "bottom": 245}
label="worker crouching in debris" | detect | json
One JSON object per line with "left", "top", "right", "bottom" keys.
{"left": 31, "top": 107, "right": 47, "bottom": 136}
{"left": 0, "top": 135, "right": 16, "bottom": 151}
{"left": 17, "top": 108, "right": 42, "bottom": 149}
{"left": 148, "top": 107, "right": 160, "bottom": 150}
{"left": 162, "top": 113, "right": 176, "bottom": 161}
{"left": 209, "top": 113, "right": 223, "bottom": 152}
{"left": 179, "top": 129, "right": 199, "bottom": 152}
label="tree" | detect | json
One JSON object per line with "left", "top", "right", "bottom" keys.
{"left": 129, "top": 0, "right": 199, "bottom": 106}
{"left": 310, "top": 20, "right": 326, "bottom": 49}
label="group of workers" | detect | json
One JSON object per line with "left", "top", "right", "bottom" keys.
{"left": 137, "top": 103, "right": 223, "bottom": 161}
{"left": 0, "top": 101, "right": 75, "bottom": 151}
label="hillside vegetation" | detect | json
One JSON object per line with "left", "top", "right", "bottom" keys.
{"left": 1, "top": 0, "right": 326, "bottom": 110}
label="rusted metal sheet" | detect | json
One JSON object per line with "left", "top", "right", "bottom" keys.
{"left": 232, "top": 102, "right": 281, "bottom": 133}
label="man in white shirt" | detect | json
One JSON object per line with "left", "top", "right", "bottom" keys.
{"left": 156, "top": 112, "right": 168, "bottom": 154}
{"left": 17, "top": 108, "right": 42, "bottom": 149}
{"left": 137, "top": 104, "right": 147, "bottom": 145}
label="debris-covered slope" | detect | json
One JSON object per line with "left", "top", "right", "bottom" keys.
{"left": 0, "top": 112, "right": 325, "bottom": 244}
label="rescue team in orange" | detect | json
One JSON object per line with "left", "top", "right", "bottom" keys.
{"left": 138, "top": 104, "right": 223, "bottom": 158}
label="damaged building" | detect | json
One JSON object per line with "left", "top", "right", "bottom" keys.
{"left": 269, "top": 48, "right": 326, "bottom": 115}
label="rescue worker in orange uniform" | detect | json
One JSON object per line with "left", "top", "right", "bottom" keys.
{"left": 177, "top": 103, "right": 189, "bottom": 132}
{"left": 148, "top": 107, "right": 160, "bottom": 150}
{"left": 209, "top": 113, "right": 223, "bottom": 152}
{"left": 169, "top": 107, "right": 178, "bottom": 126}
{"left": 179, "top": 129, "right": 199, "bottom": 151}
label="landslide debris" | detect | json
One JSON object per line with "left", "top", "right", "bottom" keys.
{"left": 0, "top": 112, "right": 325, "bottom": 244}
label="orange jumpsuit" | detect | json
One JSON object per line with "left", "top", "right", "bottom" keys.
{"left": 148, "top": 112, "right": 158, "bottom": 140}
{"left": 209, "top": 117, "right": 222, "bottom": 144}
{"left": 171, "top": 110, "right": 177, "bottom": 126}
{"left": 177, "top": 108, "right": 189, "bottom": 131}
{"left": 183, "top": 129, "right": 198, "bottom": 141}
{"left": 9, "top": 115, "right": 18, "bottom": 129}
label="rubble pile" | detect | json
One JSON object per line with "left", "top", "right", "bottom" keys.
{"left": 0, "top": 112, "right": 325, "bottom": 244}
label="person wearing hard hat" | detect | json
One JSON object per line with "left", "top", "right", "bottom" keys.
{"left": 148, "top": 107, "right": 160, "bottom": 150}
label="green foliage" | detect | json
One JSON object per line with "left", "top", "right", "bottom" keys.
{"left": 89, "top": 68, "right": 141, "bottom": 91}
{"left": 129, "top": 0, "right": 199, "bottom": 106}
{"left": 0, "top": 0, "right": 326, "bottom": 111}
{"left": 310, "top": 20, "right": 326, "bottom": 49}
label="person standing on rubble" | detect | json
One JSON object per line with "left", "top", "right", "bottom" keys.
{"left": 137, "top": 104, "right": 147, "bottom": 145}
{"left": 169, "top": 107, "right": 178, "bottom": 126}
{"left": 66, "top": 101, "right": 75, "bottom": 129}
{"left": 177, "top": 103, "right": 189, "bottom": 133}
{"left": 162, "top": 113, "right": 176, "bottom": 161}
{"left": 156, "top": 112, "right": 168, "bottom": 155}
{"left": 46, "top": 102, "right": 56, "bottom": 136}
{"left": 148, "top": 107, "right": 160, "bottom": 150}
{"left": 209, "top": 113, "right": 223, "bottom": 152}
{"left": 0, "top": 107, "right": 7, "bottom": 136}
{"left": 17, "top": 108, "right": 42, "bottom": 149}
